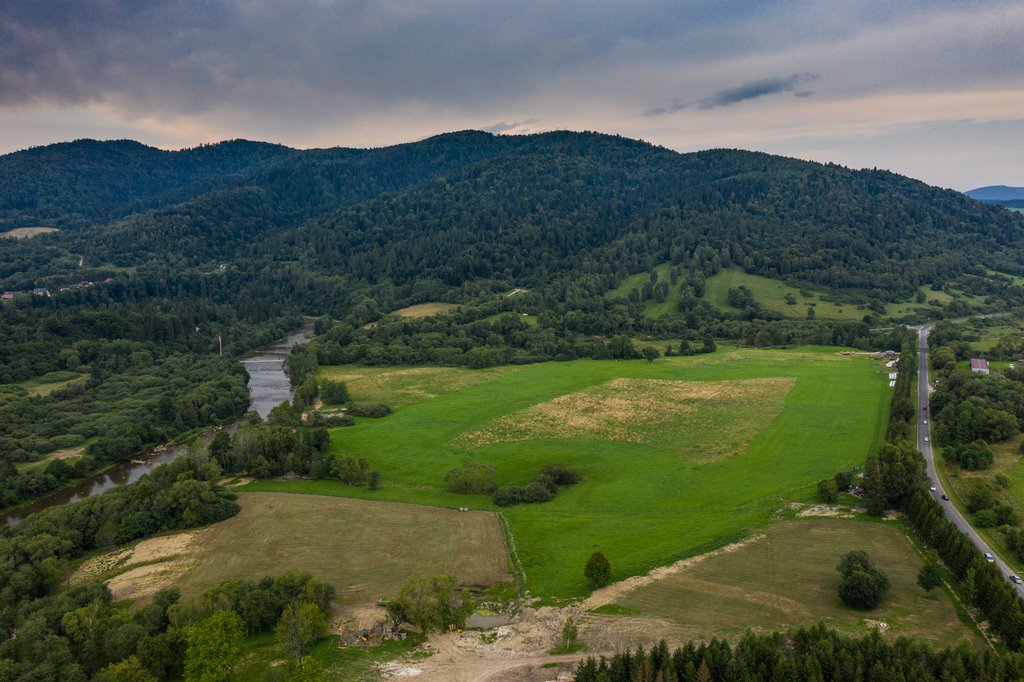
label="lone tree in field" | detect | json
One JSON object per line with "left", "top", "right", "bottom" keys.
{"left": 917, "top": 563, "right": 943, "bottom": 592}
{"left": 584, "top": 551, "right": 612, "bottom": 587}
{"left": 837, "top": 550, "right": 890, "bottom": 609}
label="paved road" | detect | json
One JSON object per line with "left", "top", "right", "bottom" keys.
{"left": 915, "top": 324, "right": 1024, "bottom": 596}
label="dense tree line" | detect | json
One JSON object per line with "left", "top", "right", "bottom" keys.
{"left": 572, "top": 624, "right": 1024, "bottom": 681}
{"left": 0, "top": 454, "right": 244, "bottom": 679}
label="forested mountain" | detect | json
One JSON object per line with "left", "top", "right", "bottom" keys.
{"left": 0, "top": 139, "right": 293, "bottom": 230}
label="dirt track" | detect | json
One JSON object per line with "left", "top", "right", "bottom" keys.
{"left": 380, "top": 537, "right": 762, "bottom": 681}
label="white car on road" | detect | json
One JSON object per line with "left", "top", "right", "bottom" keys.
{"left": 985, "top": 552, "right": 995, "bottom": 563}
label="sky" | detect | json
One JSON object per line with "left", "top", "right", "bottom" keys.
{"left": 1, "top": 0, "right": 1021, "bottom": 190}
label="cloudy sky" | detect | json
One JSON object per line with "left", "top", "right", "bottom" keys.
{"left": 1, "top": 0, "right": 1021, "bottom": 190}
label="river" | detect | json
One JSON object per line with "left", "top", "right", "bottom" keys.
{"left": 2, "top": 328, "right": 309, "bottom": 526}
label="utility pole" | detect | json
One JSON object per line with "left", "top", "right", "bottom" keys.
{"left": 218, "top": 334, "right": 223, "bottom": 356}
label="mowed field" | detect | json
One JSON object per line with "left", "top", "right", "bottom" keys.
{"left": 84, "top": 493, "right": 509, "bottom": 613}
{"left": 611, "top": 519, "right": 977, "bottom": 649}
{"left": 246, "top": 348, "right": 891, "bottom": 598}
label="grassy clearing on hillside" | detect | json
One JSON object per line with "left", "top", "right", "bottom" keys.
{"left": 391, "top": 302, "right": 460, "bottom": 317}
{"left": 613, "top": 518, "right": 977, "bottom": 648}
{"left": 483, "top": 311, "right": 538, "bottom": 326}
{"left": 0, "top": 226, "right": 59, "bottom": 239}
{"left": 93, "top": 493, "right": 509, "bottom": 611}
{"left": 704, "top": 267, "right": 867, "bottom": 320}
{"left": 249, "top": 349, "right": 890, "bottom": 598}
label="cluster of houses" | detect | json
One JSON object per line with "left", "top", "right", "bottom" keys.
{"left": 2, "top": 278, "right": 115, "bottom": 301}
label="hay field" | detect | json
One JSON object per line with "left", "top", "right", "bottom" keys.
{"left": 613, "top": 518, "right": 977, "bottom": 648}
{"left": 249, "top": 349, "right": 891, "bottom": 597}
{"left": 456, "top": 377, "right": 794, "bottom": 463}
{"left": 81, "top": 493, "right": 509, "bottom": 611}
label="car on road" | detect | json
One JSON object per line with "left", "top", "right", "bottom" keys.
{"left": 929, "top": 485, "right": 936, "bottom": 491}
{"left": 1012, "top": 575, "right": 1022, "bottom": 585}
{"left": 923, "top": 419, "right": 928, "bottom": 425}
{"left": 985, "top": 552, "right": 995, "bottom": 563}
{"left": 924, "top": 436, "right": 929, "bottom": 442}
{"left": 941, "top": 494, "right": 949, "bottom": 501}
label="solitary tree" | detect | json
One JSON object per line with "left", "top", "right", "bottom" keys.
{"left": 185, "top": 610, "right": 244, "bottom": 682}
{"left": 837, "top": 551, "right": 890, "bottom": 609}
{"left": 276, "top": 601, "right": 328, "bottom": 663}
{"left": 642, "top": 346, "right": 660, "bottom": 363}
{"left": 561, "top": 617, "right": 579, "bottom": 648}
{"left": 584, "top": 551, "right": 612, "bottom": 587}
{"left": 917, "top": 563, "right": 943, "bottom": 592}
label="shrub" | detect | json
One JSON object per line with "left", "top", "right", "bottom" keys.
{"left": 444, "top": 463, "right": 498, "bottom": 494}
{"left": 584, "top": 552, "right": 612, "bottom": 587}
{"left": 492, "top": 487, "right": 526, "bottom": 507}
{"left": 348, "top": 403, "right": 392, "bottom": 418}
{"left": 319, "top": 379, "right": 349, "bottom": 405}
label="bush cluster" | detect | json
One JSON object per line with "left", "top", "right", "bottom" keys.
{"left": 492, "top": 464, "right": 581, "bottom": 506}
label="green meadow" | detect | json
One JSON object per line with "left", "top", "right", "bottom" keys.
{"left": 246, "top": 349, "right": 891, "bottom": 598}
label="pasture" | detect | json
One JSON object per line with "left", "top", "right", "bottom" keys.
{"left": 247, "top": 348, "right": 891, "bottom": 598}
{"left": 610, "top": 518, "right": 977, "bottom": 648}
{"left": 0, "top": 226, "right": 59, "bottom": 239}
{"left": 83, "top": 493, "right": 510, "bottom": 612}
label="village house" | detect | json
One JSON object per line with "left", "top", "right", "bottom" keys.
{"left": 970, "top": 358, "right": 990, "bottom": 375}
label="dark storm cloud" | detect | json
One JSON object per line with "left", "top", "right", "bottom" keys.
{"left": 646, "top": 73, "right": 817, "bottom": 116}
{"left": 697, "top": 73, "right": 818, "bottom": 109}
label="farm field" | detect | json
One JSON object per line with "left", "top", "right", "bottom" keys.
{"left": 247, "top": 348, "right": 891, "bottom": 598}
{"left": 610, "top": 518, "right": 977, "bottom": 648}
{"left": 78, "top": 493, "right": 510, "bottom": 613}
{"left": 0, "top": 226, "right": 59, "bottom": 239}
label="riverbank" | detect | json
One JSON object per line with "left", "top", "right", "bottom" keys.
{"left": 2, "top": 326, "right": 310, "bottom": 526}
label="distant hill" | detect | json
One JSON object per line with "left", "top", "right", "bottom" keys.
{"left": 3, "top": 131, "right": 1024, "bottom": 310}
{"left": 0, "top": 139, "right": 294, "bottom": 230}
{"left": 965, "top": 185, "right": 1024, "bottom": 208}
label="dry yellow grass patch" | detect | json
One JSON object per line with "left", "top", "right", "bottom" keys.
{"left": 455, "top": 377, "right": 794, "bottom": 462}
{"left": 72, "top": 532, "right": 201, "bottom": 600}
{"left": 0, "top": 227, "right": 59, "bottom": 239}
{"left": 391, "top": 302, "right": 459, "bottom": 317}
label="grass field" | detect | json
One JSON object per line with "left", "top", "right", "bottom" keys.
{"left": 612, "top": 518, "right": 977, "bottom": 648}
{"left": 246, "top": 348, "right": 891, "bottom": 598}
{"left": 0, "top": 226, "right": 59, "bottom": 239}
{"left": 92, "top": 493, "right": 509, "bottom": 611}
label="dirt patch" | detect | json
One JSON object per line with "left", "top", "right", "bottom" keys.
{"left": 0, "top": 227, "right": 59, "bottom": 239}
{"left": 798, "top": 504, "right": 859, "bottom": 518}
{"left": 581, "top": 535, "right": 765, "bottom": 611}
{"left": 455, "top": 378, "right": 794, "bottom": 461}
{"left": 107, "top": 559, "right": 197, "bottom": 601}
{"left": 72, "top": 532, "right": 200, "bottom": 599}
